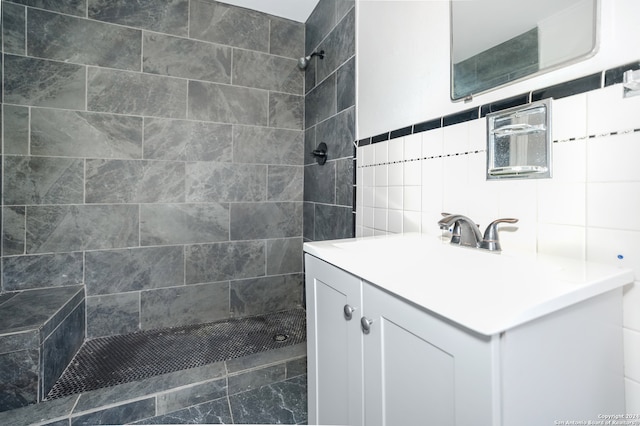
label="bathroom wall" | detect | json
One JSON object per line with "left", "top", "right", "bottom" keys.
{"left": 354, "top": 0, "right": 640, "bottom": 411}
{"left": 1, "top": 0, "right": 305, "bottom": 338}
{"left": 303, "top": 0, "right": 356, "bottom": 242}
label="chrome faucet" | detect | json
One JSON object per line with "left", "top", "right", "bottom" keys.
{"left": 438, "top": 214, "right": 483, "bottom": 248}
{"left": 438, "top": 213, "right": 518, "bottom": 252}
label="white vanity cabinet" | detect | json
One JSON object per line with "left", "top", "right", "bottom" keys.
{"left": 305, "top": 253, "right": 364, "bottom": 426}
{"left": 305, "top": 252, "right": 626, "bottom": 426}
{"left": 361, "top": 275, "right": 496, "bottom": 426}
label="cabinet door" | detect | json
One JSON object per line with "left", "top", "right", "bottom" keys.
{"left": 362, "top": 283, "right": 497, "bottom": 426}
{"left": 305, "top": 255, "right": 364, "bottom": 426}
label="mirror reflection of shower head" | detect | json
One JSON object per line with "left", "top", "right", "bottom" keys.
{"left": 298, "top": 50, "right": 325, "bottom": 70}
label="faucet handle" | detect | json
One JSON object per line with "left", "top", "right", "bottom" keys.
{"left": 479, "top": 218, "right": 519, "bottom": 252}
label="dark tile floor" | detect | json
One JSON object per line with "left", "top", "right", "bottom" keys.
{"left": 134, "top": 375, "right": 307, "bottom": 425}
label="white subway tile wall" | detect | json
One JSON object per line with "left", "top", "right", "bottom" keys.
{"left": 356, "top": 83, "right": 640, "bottom": 406}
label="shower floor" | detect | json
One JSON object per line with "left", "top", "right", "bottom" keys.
{"left": 46, "top": 308, "right": 306, "bottom": 400}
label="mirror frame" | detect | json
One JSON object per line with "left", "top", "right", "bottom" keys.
{"left": 450, "top": 0, "right": 601, "bottom": 101}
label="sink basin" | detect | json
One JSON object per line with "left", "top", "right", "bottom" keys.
{"left": 304, "top": 234, "right": 633, "bottom": 335}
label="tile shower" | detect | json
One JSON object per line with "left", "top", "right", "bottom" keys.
{"left": 0, "top": 0, "right": 355, "bottom": 422}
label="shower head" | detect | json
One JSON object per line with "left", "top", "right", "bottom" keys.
{"left": 297, "top": 50, "right": 325, "bottom": 70}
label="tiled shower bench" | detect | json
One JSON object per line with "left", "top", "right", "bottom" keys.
{"left": 0, "top": 286, "right": 86, "bottom": 412}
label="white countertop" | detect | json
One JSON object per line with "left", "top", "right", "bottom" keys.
{"left": 303, "top": 234, "right": 634, "bottom": 336}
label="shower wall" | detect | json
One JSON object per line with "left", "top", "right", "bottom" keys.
{"left": 0, "top": 0, "right": 305, "bottom": 338}
{"left": 303, "top": 0, "right": 356, "bottom": 241}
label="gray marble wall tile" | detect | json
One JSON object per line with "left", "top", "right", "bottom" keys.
{"left": 40, "top": 419, "right": 70, "bottom": 426}
{"left": 270, "top": 18, "right": 304, "bottom": 59}
{"left": 230, "top": 202, "right": 302, "bottom": 240}
{"left": 88, "top": 0, "right": 188, "bottom": 36}
{"left": 0, "top": 293, "right": 19, "bottom": 308}
{"left": 337, "top": 0, "right": 355, "bottom": 22}
{"left": 3, "top": 206, "right": 25, "bottom": 256}
{"left": 3, "top": 3, "right": 26, "bottom": 55}
{"left": 0, "top": 349, "right": 39, "bottom": 411}
{"left": 228, "top": 364, "right": 285, "bottom": 395}
{"left": 304, "top": 127, "right": 316, "bottom": 166}
{"left": 233, "top": 126, "right": 303, "bottom": 165}
{"left": 230, "top": 273, "right": 303, "bottom": 317}
{"left": 186, "top": 162, "right": 266, "bottom": 203}
{"left": 85, "top": 159, "right": 185, "bottom": 204}
{"left": 3, "top": 156, "right": 84, "bottom": 205}
{"left": 134, "top": 397, "right": 232, "bottom": 425}
{"left": 304, "top": 54, "right": 317, "bottom": 94}
{"left": 39, "top": 286, "right": 85, "bottom": 342}
{"left": 268, "top": 166, "right": 303, "bottom": 201}
{"left": 0, "top": 330, "right": 38, "bottom": 355}
{"left": 3, "top": 105, "right": 29, "bottom": 155}
{"left": 303, "top": 202, "right": 315, "bottom": 241}
{"left": 41, "top": 302, "right": 84, "bottom": 399}
{"left": 315, "top": 106, "right": 355, "bottom": 159}
{"left": 337, "top": 57, "right": 356, "bottom": 111}
{"left": 225, "top": 343, "right": 305, "bottom": 375}
{"left": 143, "top": 118, "right": 232, "bottom": 162}
{"left": 232, "top": 50, "right": 302, "bottom": 95}
{"left": 286, "top": 357, "right": 307, "bottom": 378}
{"left": 39, "top": 287, "right": 85, "bottom": 340}
{"left": 0, "top": 286, "right": 83, "bottom": 333}
{"left": 85, "top": 246, "right": 184, "bottom": 296}
{"left": 184, "top": 240, "right": 265, "bottom": 284}
{"left": 305, "top": 0, "right": 336, "bottom": 53}
{"left": 156, "top": 378, "right": 227, "bottom": 415}
{"left": 336, "top": 158, "right": 354, "bottom": 207}
{"left": 304, "top": 162, "right": 336, "bottom": 204}
{"left": 317, "top": 8, "right": 355, "bottom": 83}
{"left": 86, "top": 293, "right": 140, "bottom": 338}
{"left": 189, "top": 0, "right": 269, "bottom": 51}
{"left": 0, "top": 394, "right": 79, "bottom": 426}
{"left": 269, "top": 93, "right": 303, "bottom": 130}
{"left": 303, "top": 0, "right": 355, "bottom": 245}
{"left": 87, "top": 68, "right": 187, "bottom": 119}
{"left": 4, "top": 55, "right": 86, "bottom": 109}
{"left": 314, "top": 204, "right": 353, "bottom": 241}
{"left": 26, "top": 205, "right": 139, "bottom": 254}
{"left": 140, "top": 203, "right": 229, "bottom": 246}
{"left": 187, "top": 81, "right": 268, "bottom": 126}
{"left": 2, "top": 253, "right": 83, "bottom": 291}
{"left": 31, "top": 108, "right": 143, "bottom": 159}
{"left": 27, "top": 9, "right": 141, "bottom": 71}
{"left": 70, "top": 397, "right": 156, "bottom": 426}
{"left": 140, "top": 282, "right": 230, "bottom": 329}
{"left": 267, "top": 238, "right": 303, "bottom": 275}
{"left": 305, "top": 73, "right": 336, "bottom": 128}
{"left": 143, "top": 32, "right": 231, "bottom": 83}
{"left": 7, "top": 0, "right": 86, "bottom": 17}
{"left": 74, "top": 362, "right": 226, "bottom": 412}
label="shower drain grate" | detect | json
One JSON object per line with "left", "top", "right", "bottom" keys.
{"left": 45, "top": 308, "right": 306, "bottom": 400}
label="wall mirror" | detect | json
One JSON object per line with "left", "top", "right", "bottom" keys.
{"left": 450, "top": 0, "right": 599, "bottom": 101}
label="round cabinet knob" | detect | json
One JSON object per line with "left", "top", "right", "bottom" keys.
{"left": 361, "top": 317, "right": 373, "bottom": 333}
{"left": 343, "top": 304, "right": 356, "bottom": 320}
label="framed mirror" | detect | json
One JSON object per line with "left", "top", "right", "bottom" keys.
{"left": 450, "top": 0, "right": 599, "bottom": 101}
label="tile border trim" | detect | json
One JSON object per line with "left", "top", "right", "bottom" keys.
{"left": 356, "top": 60, "right": 640, "bottom": 148}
